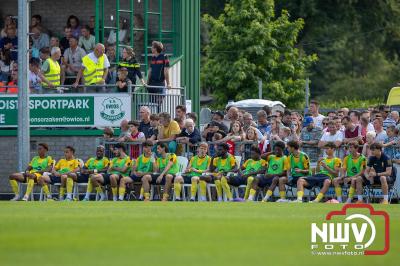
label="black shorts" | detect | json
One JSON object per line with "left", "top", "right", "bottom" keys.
{"left": 362, "top": 175, "right": 396, "bottom": 185}
{"left": 150, "top": 173, "right": 175, "bottom": 185}
{"left": 302, "top": 174, "right": 330, "bottom": 188}
{"left": 288, "top": 176, "right": 305, "bottom": 186}
{"left": 77, "top": 173, "right": 90, "bottom": 183}
{"left": 228, "top": 175, "right": 247, "bottom": 187}
{"left": 49, "top": 175, "right": 61, "bottom": 184}
{"left": 257, "top": 175, "right": 279, "bottom": 188}
{"left": 182, "top": 174, "right": 196, "bottom": 184}
{"left": 129, "top": 174, "right": 143, "bottom": 183}
{"left": 103, "top": 173, "right": 123, "bottom": 185}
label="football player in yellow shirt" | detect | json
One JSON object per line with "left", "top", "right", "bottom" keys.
{"left": 9, "top": 143, "right": 53, "bottom": 201}
{"left": 95, "top": 143, "right": 131, "bottom": 201}
{"left": 81, "top": 145, "right": 110, "bottom": 201}
{"left": 296, "top": 142, "right": 341, "bottom": 203}
{"left": 334, "top": 141, "right": 366, "bottom": 203}
{"left": 41, "top": 146, "right": 80, "bottom": 201}
{"left": 173, "top": 142, "right": 211, "bottom": 201}
{"left": 228, "top": 145, "right": 267, "bottom": 200}
{"left": 248, "top": 141, "right": 289, "bottom": 202}
{"left": 142, "top": 142, "right": 179, "bottom": 201}
{"left": 200, "top": 143, "right": 238, "bottom": 201}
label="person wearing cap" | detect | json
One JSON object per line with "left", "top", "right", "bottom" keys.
{"left": 81, "top": 146, "right": 110, "bottom": 201}
{"left": 300, "top": 116, "right": 323, "bottom": 162}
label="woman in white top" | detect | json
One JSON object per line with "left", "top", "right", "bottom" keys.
{"left": 107, "top": 17, "right": 128, "bottom": 45}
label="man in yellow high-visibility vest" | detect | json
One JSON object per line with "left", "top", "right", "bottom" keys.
{"left": 40, "top": 47, "right": 61, "bottom": 93}
{"left": 73, "top": 43, "right": 110, "bottom": 91}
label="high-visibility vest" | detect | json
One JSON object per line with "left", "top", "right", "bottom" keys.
{"left": 82, "top": 54, "right": 105, "bottom": 85}
{"left": 41, "top": 58, "right": 60, "bottom": 87}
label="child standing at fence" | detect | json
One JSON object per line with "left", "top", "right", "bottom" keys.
{"left": 382, "top": 125, "right": 399, "bottom": 159}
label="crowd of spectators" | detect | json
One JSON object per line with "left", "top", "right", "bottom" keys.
{"left": 0, "top": 13, "right": 158, "bottom": 94}
{"left": 101, "top": 101, "right": 400, "bottom": 166}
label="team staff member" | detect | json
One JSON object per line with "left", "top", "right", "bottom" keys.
{"left": 41, "top": 146, "right": 80, "bottom": 201}
{"left": 173, "top": 142, "right": 211, "bottom": 201}
{"left": 81, "top": 146, "right": 110, "bottom": 201}
{"left": 141, "top": 143, "right": 179, "bottom": 202}
{"left": 9, "top": 143, "right": 53, "bottom": 201}
{"left": 363, "top": 142, "right": 395, "bottom": 204}
{"left": 73, "top": 43, "right": 110, "bottom": 90}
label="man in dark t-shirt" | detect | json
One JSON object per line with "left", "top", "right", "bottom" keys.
{"left": 364, "top": 142, "right": 395, "bottom": 204}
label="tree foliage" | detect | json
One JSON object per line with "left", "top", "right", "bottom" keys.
{"left": 202, "top": 0, "right": 317, "bottom": 108}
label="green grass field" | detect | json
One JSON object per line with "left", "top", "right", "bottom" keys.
{"left": 0, "top": 202, "right": 398, "bottom": 266}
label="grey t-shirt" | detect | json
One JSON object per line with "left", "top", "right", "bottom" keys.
{"left": 64, "top": 46, "right": 86, "bottom": 70}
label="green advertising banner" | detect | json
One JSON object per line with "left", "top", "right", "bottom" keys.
{"left": 0, "top": 94, "right": 131, "bottom": 127}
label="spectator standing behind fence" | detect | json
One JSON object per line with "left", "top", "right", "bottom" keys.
{"left": 62, "top": 36, "right": 86, "bottom": 85}
{"left": 309, "top": 100, "right": 325, "bottom": 129}
{"left": 243, "top": 112, "right": 263, "bottom": 140}
{"left": 299, "top": 116, "right": 322, "bottom": 161}
{"left": 318, "top": 121, "right": 343, "bottom": 149}
{"left": 222, "top": 107, "right": 239, "bottom": 130}
{"left": 88, "top": 16, "right": 95, "bottom": 35}
{"left": 342, "top": 116, "right": 362, "bottom": 145}
{"left": 219, "top": 120, "right": 245, "bottom": 155}
{"left": 115, "top": 67, "right": 131, "bottom": 92}
{"left": 138, "top": 106, "right": 151, "bottom": 139}
{"left": 157, "top": 112, "right": 180, "bottom": 153}
{"left": 148, "top": 114, "right": 160, "bottom": 144}
{"left": 117, "top": 47, "right": 146, "bottom": 88}
{"left": 73, "top": 43, "right": 110, "bottom": 91}
{"left": 60, "top": 26, "right": 72, "bottom": 54}
{"left": 175, "top": 105, "right": 187, "bottom": 129}
{"left": 257, "top": 110, "right": 271, "bottom": 136}
{"left": 29, "top": 58, "right": 42, "bottom": 93}
{"left": 67, "top": 15, "right": 81, "bottom": 39}
{"left": 0, "top": 25, "right": 17, "bottom": 62}
{"left": 31, "top": 26, "right": 50, "bottom": 51}
{"left": 40, "top": 47, "right": 61, "bottom": 93}
{"left": 362, "top": 131, "right": 376, "bottom": 158}
{"left": 79, "top": 25, "right": 95, "bottom": 53}
{"left": 373, "top": 117, "right": 387, "bottom": 144}
{"left": 211, "top": 111, "right": 228, "bottom": 133}
{"left": 128, "top": 120, "right": 146, "bottom": 159}
{"left": 147, "top": 41, "right": 170, "bottom": 109}
{"left": 117, "top": 119, "right": 131, "bottom": 142}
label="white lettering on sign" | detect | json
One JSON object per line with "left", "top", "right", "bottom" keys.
{"left": 0, "top": 114, "right": 5, "bottom": 123}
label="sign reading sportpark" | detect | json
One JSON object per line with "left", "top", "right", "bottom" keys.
{"left": 0, "top": 94, "right": 132, "bottom": 127}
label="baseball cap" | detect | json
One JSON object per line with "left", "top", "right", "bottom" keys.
{"left": 303, "top": 116, "right": 314, "bottom": 127}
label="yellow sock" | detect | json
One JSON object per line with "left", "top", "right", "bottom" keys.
{"left": 221, "top": 176, "right": 232, "bottom": 199}
{"left": 60, "top": 187, "right": 65, "bottom": 198}
{"left": 335, "top": 187, "right": 342, "bottom": 198}
{"left": 174, "top": 182, "right": 182, "bottom": 199}
{"left": 140, "top": 187, "right": 144, "bottom": 198}
{"left": 315, "top": 192, "right": 324, "bottom": 202}
{"left": 191, "top": 180, "right": 198, "bottom": 197}
{"left": 244, "top": 176, "right": 254, "bottom": 199}
{"left": 348, "top": 187, "right": 355, "bottom": 199}
{"left": 86, "top": 179, "right": 93, "bottom": 193}
{"left": 214, "top": 180, "right": 222, "bottom": 198}
{"left": 249, "top": 188, "right": 256, "bottom": 197}
{"left": 279, "top": 190, "right": 286, "bottom": 199}
{"left": 267, "top": 190, "right": 273, "bottom": 196}
{"left": 144, "top": 192, "right": 150, "bottom": 200}
{"left": 42, "top": 184, "right": 50, "bottom": 196}
{"left": 95, "top": 186, "right": 102, "bottom": 193}
{"left": 66, "top": 178, "right": 74, "bottom": 194}
{"left": 119, "top": 187, "right": 126, "bottom": 198}
{"left": 9, "top": 180, "right": 19, "bottom": 195}
{"left": 162, "top": 193, "right": 169, "bottom": 201}
{"left": 199, "top": 180, "right": 207, "bottom": 197}
{"left": 297, "top": 190, "right": 304, "bottom": 200}
{"left": 25, "top": 179, "right": 35, "bottom": 197}
{"left": 111, "top": 187, "right": 117, "bottom": 197}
